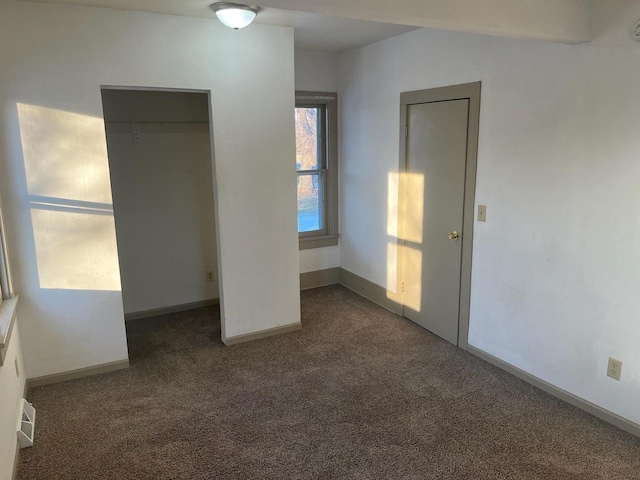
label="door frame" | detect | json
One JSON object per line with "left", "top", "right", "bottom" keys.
{"left": 397, "top": 82, "right": 481, "bottom": 350}
{"left": 99, "top": 85, "right": 224, "bottom": 335}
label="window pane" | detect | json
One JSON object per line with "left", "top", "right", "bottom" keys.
{"left": 295, "top": 107, "right": 320, "bottom": 171}
{"left": 297, "top": 172, "right": 324, "bottom": 233}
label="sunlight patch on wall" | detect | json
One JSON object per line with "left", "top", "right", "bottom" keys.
{"left": 17, "top": 103, "right": 113, "bottom": 204}
{"left": 386, "top": 172, "right": 400, "bottom": 295}
{"left": 386, "top": 241, "right": 398, "bottom": 294}
{"left": 30, "top": 208, "right": 121, "bottom": 291}
{"left": 387, "top": 172, "right": 399, "bottom": 238}
{"left": 18, "top": 103, "right": 121, "bottom": 291}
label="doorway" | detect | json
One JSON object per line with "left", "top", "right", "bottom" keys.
{"left": 100, "top": 88, "right": 221, "bottom": 347}
{"left": 398, "top": 82, "right": 480, "bottom": 349}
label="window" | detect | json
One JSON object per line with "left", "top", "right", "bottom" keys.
{"left": 0, "top": 198, "right": 16, "bottom": 365}
{"left": 0, "top": 203, "right": 11, "bottom": 305}
{"left": 295, "top": 92, "right": 338, "bottom": 249}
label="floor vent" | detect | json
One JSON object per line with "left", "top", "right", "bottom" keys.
{"left": 17, "top": 399, "right": 36, "bottom": 448}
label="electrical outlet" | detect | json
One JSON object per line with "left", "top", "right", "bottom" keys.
{"left": 206, "top": 271, "right": 215, "bottom": 283}
{"left": 607, "top": 357, "right": 622, "bottom": 381}
{"left": 14, "top": 357, "right": 19, "bottom": 378}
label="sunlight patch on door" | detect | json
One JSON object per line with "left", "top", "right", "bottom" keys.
{"left": 402, "top": 172, "right": 424, "bottom": 244}
{"left": 403, "top": 246, "right": 422, "bottom": 313}
{"left": 387, "top": 172, "right": 425, "bottom": 306}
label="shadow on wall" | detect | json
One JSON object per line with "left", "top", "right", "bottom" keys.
{"left": 17, "top": 103, "right": 121, "bottom": 292}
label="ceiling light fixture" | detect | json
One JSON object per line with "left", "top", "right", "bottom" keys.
{"left": 210, "top": 2, "right": 262, "bottom": 30}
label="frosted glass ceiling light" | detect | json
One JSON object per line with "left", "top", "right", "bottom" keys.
{"left": 211, "top": 2, "right": 262, "bottom": 30}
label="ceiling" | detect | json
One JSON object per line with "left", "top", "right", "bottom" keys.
{"left": 259, "top": 10, "right": 419, "bottom": 53}
{"left": 244, "top": 0, "right": 594, "bottom": 44}
{"left": 23, "top": 0, "right": 419, "bottom": 53}
{"left": 22, "top": 0, "right": 606, "bottom": 48}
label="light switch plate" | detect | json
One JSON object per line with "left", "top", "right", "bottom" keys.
{"left": 478, "top": 205, "right": 487, "bottom": 222}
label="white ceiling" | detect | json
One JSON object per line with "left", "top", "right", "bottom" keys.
{"left": 253, "top": 0, "right": 594, "bottom": 44}
{"left": 22, "top": 0, "right": 604, "bottom": 48}
{"left": 260, "top": 10, "right": 419, "bottom": 53}
{"left": 22, "top": 0, "right": 418, "bottom": 53}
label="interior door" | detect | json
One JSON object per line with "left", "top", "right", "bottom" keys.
{"left": 403, "top": 99, "right": 469, "bottom": 345}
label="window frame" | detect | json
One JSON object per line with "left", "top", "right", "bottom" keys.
{"left": 0, "top": 203, "right": 11, "bottom": 304}
{"left": 295, "top": 91, "right": 339, "bottom": 250}
{"left": 296, "top": 103, "right": 328, "bottom": 238}
{"left": 0, "top": 197, "right": 17, "bottom": 366}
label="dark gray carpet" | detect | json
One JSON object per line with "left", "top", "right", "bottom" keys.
{"left": 18, "top": 286, "right": 640, "bottom": 479}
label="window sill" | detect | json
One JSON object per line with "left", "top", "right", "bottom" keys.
{"left": 0, "top": 295, "right": 19, "bottom": 366}
{"left": 299, "top": 234, "right": 339, "bottom": 250}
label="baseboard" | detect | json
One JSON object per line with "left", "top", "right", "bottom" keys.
{"left": 125, "top": 298, "right": 220, "bottom": 322}
{"left": 300, "top": 267, "right": 341, "bottom": 290}
{"left": 223, "top": 322, "right": 302, "bottom": 346}
{"left": 127, "top": 274, "right": 342, "bottom": 320}
{"left": 12, "top": 440, "right": 20, "bottom": 480}
{"left": 27, "top": 359, "right": 130, "bottom": 389}
{"left": 335, "top": 268, "right": 639, "bottom": 439}
{"left": 339, "top": 268, "right": 403, "bottom": 315}
{"left": 468, "top": 346, "right": 640, "bottom": 438}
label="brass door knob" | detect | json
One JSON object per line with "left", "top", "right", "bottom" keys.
{"left": 447, "top": 231, "right": 460, "bottom": 240}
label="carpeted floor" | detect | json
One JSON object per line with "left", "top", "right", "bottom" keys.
{"left": 18, "top": 286, "right": 640, "bottom": 479}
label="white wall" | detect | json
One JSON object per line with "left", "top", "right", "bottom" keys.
{"left": 103, "top": 91, "right": 219, "bottom": 315}
{"left": 295, "top": 51, "right": 340, "bottom": 93}
{"left": 299, "top": 246, "right": 340, "bottom": 274}
{"left": 339, "top": 19, "right": 640, "bottom": 424}
{"left": 0, "top": 2, "right": 299, "bottom": 378}
{"left": 295, "top": 51, "right": 341, "bottom": 274}
{"left": 0, "top": 321, "right": 26, "bottom": 480}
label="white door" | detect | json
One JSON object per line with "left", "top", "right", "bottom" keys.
{"left": 403, "top": 99, "right": 469, "bottom": 345}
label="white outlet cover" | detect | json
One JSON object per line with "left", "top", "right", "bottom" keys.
{"left": 607, "top": 357, "right": 622, "bottom": 381}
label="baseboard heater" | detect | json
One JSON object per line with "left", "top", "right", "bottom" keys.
{"left": 17, "top": 399, "right": 36, "bottom": 448}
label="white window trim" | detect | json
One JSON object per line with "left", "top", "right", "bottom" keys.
{"left": 0, "top": 198, "right": 17, "bottom": 366}
{"left": 296, "top": 91, "right": 339, "bottom": 250}
{"left": 0, "top": 296, "right": 19, "bottom": 366}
